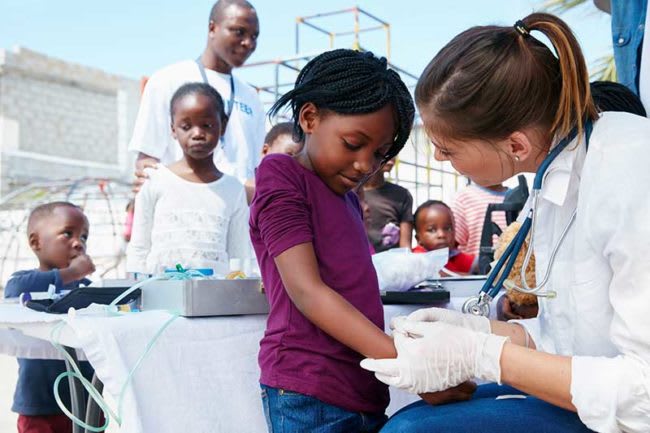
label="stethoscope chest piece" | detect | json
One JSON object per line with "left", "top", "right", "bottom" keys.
{"left": 462, "top": 294, "right": 491, "bottom": 317}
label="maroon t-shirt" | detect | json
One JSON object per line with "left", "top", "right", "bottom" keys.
{"left": 249, "top": 154, "right": 388, "bottom": 413}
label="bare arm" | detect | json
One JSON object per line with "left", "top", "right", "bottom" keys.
{"left": 488, "top": 319, "right": 575, "bottom": 410}
{"left": 59, "top": 255, "right": 96, "bottom": 285}
{"left": 500, "top": 343, "right": 575, "bottom": 411}
{"left": 399, "top": 221, "right": 413, "bottom": 249}
{"left": 490, "top": 320, "right": 536, "bottom": 349}
{"left": 274, "top": 242, "right": 396, "bottom": 359}
{"left": 133, "top": 152, "right": 159, "bottom": 193}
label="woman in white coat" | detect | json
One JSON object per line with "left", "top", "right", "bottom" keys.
{"left": 362, "top": 12, "right": 650, "bottom": 433}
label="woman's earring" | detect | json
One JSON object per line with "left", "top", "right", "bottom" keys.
{"left": 514, "top": 155, "right": 520, "bottom": 162}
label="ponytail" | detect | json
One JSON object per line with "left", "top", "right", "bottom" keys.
{"left": 522, "top": 13, "right": 598, "bottom": 140}
{"left": 416, "top": 12, "right": 597, "bottom": 148}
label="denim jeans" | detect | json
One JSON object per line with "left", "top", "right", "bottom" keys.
{"left": 380, "top": 384, "right": 594, "bottom": 433}
{"left": 260, "top": 384, "right": 387, "bottom": 433}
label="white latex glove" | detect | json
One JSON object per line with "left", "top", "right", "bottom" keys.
{"left": 361, "top": 321, "right": 508, "bottom": 394}
{"left": 399, "top": 306, "right": 491, "bottom": 334}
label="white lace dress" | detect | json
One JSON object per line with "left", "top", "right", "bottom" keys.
{"left": 126, "top": 166, "right": 251, "bottom": 275}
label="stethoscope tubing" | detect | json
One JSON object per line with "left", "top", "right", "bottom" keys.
{"left": 475, "top": 121, "right": 592, "bottom": 305}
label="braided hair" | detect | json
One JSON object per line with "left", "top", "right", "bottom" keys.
{"left": 170, "top": 82, "right": 227, "bottom": 125}
{"left": 269, "top": 49, "right": 415, "bottom": 161}
{"left": 590, "top": 81, "right": 646, "bottom": 117}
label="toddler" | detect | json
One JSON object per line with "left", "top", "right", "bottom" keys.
{"left": 3, "top": 201, "right": 95, "bottom": 433}
{"left": 412, "top": 200, "right": 476, "bottom": 275}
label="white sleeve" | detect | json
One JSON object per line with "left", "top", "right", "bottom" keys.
{"left": 128, "top": 73, "right": 172, "bottom": 159}
{"left": 247, "top": 95, "right": 266, "bottom": 178}
{"left": 570, "top": 128, "right": 650, "bottom": 433}
{"left": 126, "top": 172, "right": 157, "bottom": 273}
{"left": 226, "top": 184, "right": 253, "bottom": 262}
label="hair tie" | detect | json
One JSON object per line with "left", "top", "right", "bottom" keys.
{"left": 514, "top": 20, "right": 530, "bottom": 38}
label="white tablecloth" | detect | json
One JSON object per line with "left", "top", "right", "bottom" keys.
{"left": 0, "top": 290, "right": 497, "bottom": 433}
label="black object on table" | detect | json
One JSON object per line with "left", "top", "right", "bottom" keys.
{"left": 381, "top": 289, "right": 450, "bottom": 305}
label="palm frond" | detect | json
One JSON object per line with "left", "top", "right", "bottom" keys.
{"left": 541, "top": 0, "right": 588, "bottom": 14}
{"left": 590, "top": 54, "right": 617, "bottom": 81}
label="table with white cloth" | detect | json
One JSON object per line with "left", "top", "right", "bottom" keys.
{"left": 0, "top": 289, "right": 497, "bottom": 433}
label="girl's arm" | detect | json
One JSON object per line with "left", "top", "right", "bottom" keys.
{"left": 274, "top": 242, "right": 396, "bottom": 359}
{"left": 399, "top": 190, "right": 414, "bottom": 249}
{"left": 226, "top": 185, "right": 253, "bottom": 262}
{"left": 125, "top": 175, "right": 156, "bottom": 273}
{"left": 399, "top": 221, "right": 413, "bottom": 249}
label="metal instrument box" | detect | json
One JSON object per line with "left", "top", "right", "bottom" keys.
{"left": 140, "top": 278, "right": 268, "bottom": 317}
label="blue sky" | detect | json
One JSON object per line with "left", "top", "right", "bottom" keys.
{"left": 1, "top": 0, "right": 612, "bottom": 88}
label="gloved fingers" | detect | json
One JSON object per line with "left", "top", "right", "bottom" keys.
{"left": 389, "top": 315, "right": 408, "bottom": 333}
{"left": 360, "top": 358, "right": 400, "bottom": 377}
{"left": 406, "top": 307, "right": 447, "bottom": 322}
{"left": 374, "top": 372, "right": 408, "bottom": 388}
{"left": 399, "top": 319, "right": 456, "bottom": 338}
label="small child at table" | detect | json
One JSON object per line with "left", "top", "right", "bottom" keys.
{"left": 412, "top": 200, "right": 477, "bottom": 275}
{"left": 3, "top": 201, "right": 95, "bottom": 433}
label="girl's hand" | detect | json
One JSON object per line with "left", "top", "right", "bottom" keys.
{"left": 497, "top": 295, "right": 523, "bottom": 320}
{"left": 133, "top": 153, "right": 159, "bottom": 193}
{"left": 419, "top": 381, "right": 477, "bottom": 405}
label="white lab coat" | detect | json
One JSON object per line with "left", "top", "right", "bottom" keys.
{"left": 513, "top": 111, "right": 650, "bottom": 432}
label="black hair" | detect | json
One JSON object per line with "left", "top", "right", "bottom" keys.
{"left": 210, "top": 0, "right": 255, "bottom": 23}
{"left": 269, "top": 49, "right": 415, "bottom": 162}
{"left": 413, "top": 200, "right": 452, "bottom": 231}
{"left": 590, "top": 81, "right": 647, "bottom": 117}
{"left": 27, "top": 201, "right": 83, "bottom": 233}
{"left": 169, "top": 82, "right": 227, "bottom": 125}
{"left": 264, "top": 122, "right": 298, "bottom": 146}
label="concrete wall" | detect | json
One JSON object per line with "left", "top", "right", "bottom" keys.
{"left": 0, "top": 46, "right": 141, "bottom": 197}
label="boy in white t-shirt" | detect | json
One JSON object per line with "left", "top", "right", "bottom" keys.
{"left": 130, "top": 0, "right": 264, "bottom": 189}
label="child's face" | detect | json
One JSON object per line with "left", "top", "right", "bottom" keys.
{"left": 263, "top": 134, "right": 303, "bottom": 157}
{"left": 299, "top": 103, "right": 395, "bottom": 195}
{"left": 421, "top": 110, "right": 514, "bottom": 187}
{"left": 415, "top": 205, "right": 455, "bottom": 251}
{"left": 30, "top": 206, "right": 89, "bottom": 270}
{"left": 171, "top": 94, "right": 222, "bottom": 161}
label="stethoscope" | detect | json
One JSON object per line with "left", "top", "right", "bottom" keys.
{"left": 462, "top": 120, "right": 593, "bottom": 317}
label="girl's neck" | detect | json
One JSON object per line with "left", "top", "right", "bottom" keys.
{"left": 170, "top": 156, "right": 222, "bottom": 183}
{"left": 200, "top": 50, "right": 232, "bottom": 75}
{"left": 295, "top": 151, "right": 313, "bottom": 172}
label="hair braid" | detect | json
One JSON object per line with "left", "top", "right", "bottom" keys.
{"left": 270, "top": 49, "right": 415, "bottom": 159}
{"left": 170, "top": 82, "right": 227, "bottom": 125}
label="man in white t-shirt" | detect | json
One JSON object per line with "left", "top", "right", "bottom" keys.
{"left": 130, "top": 0, "right": 265, "bottom": 190}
